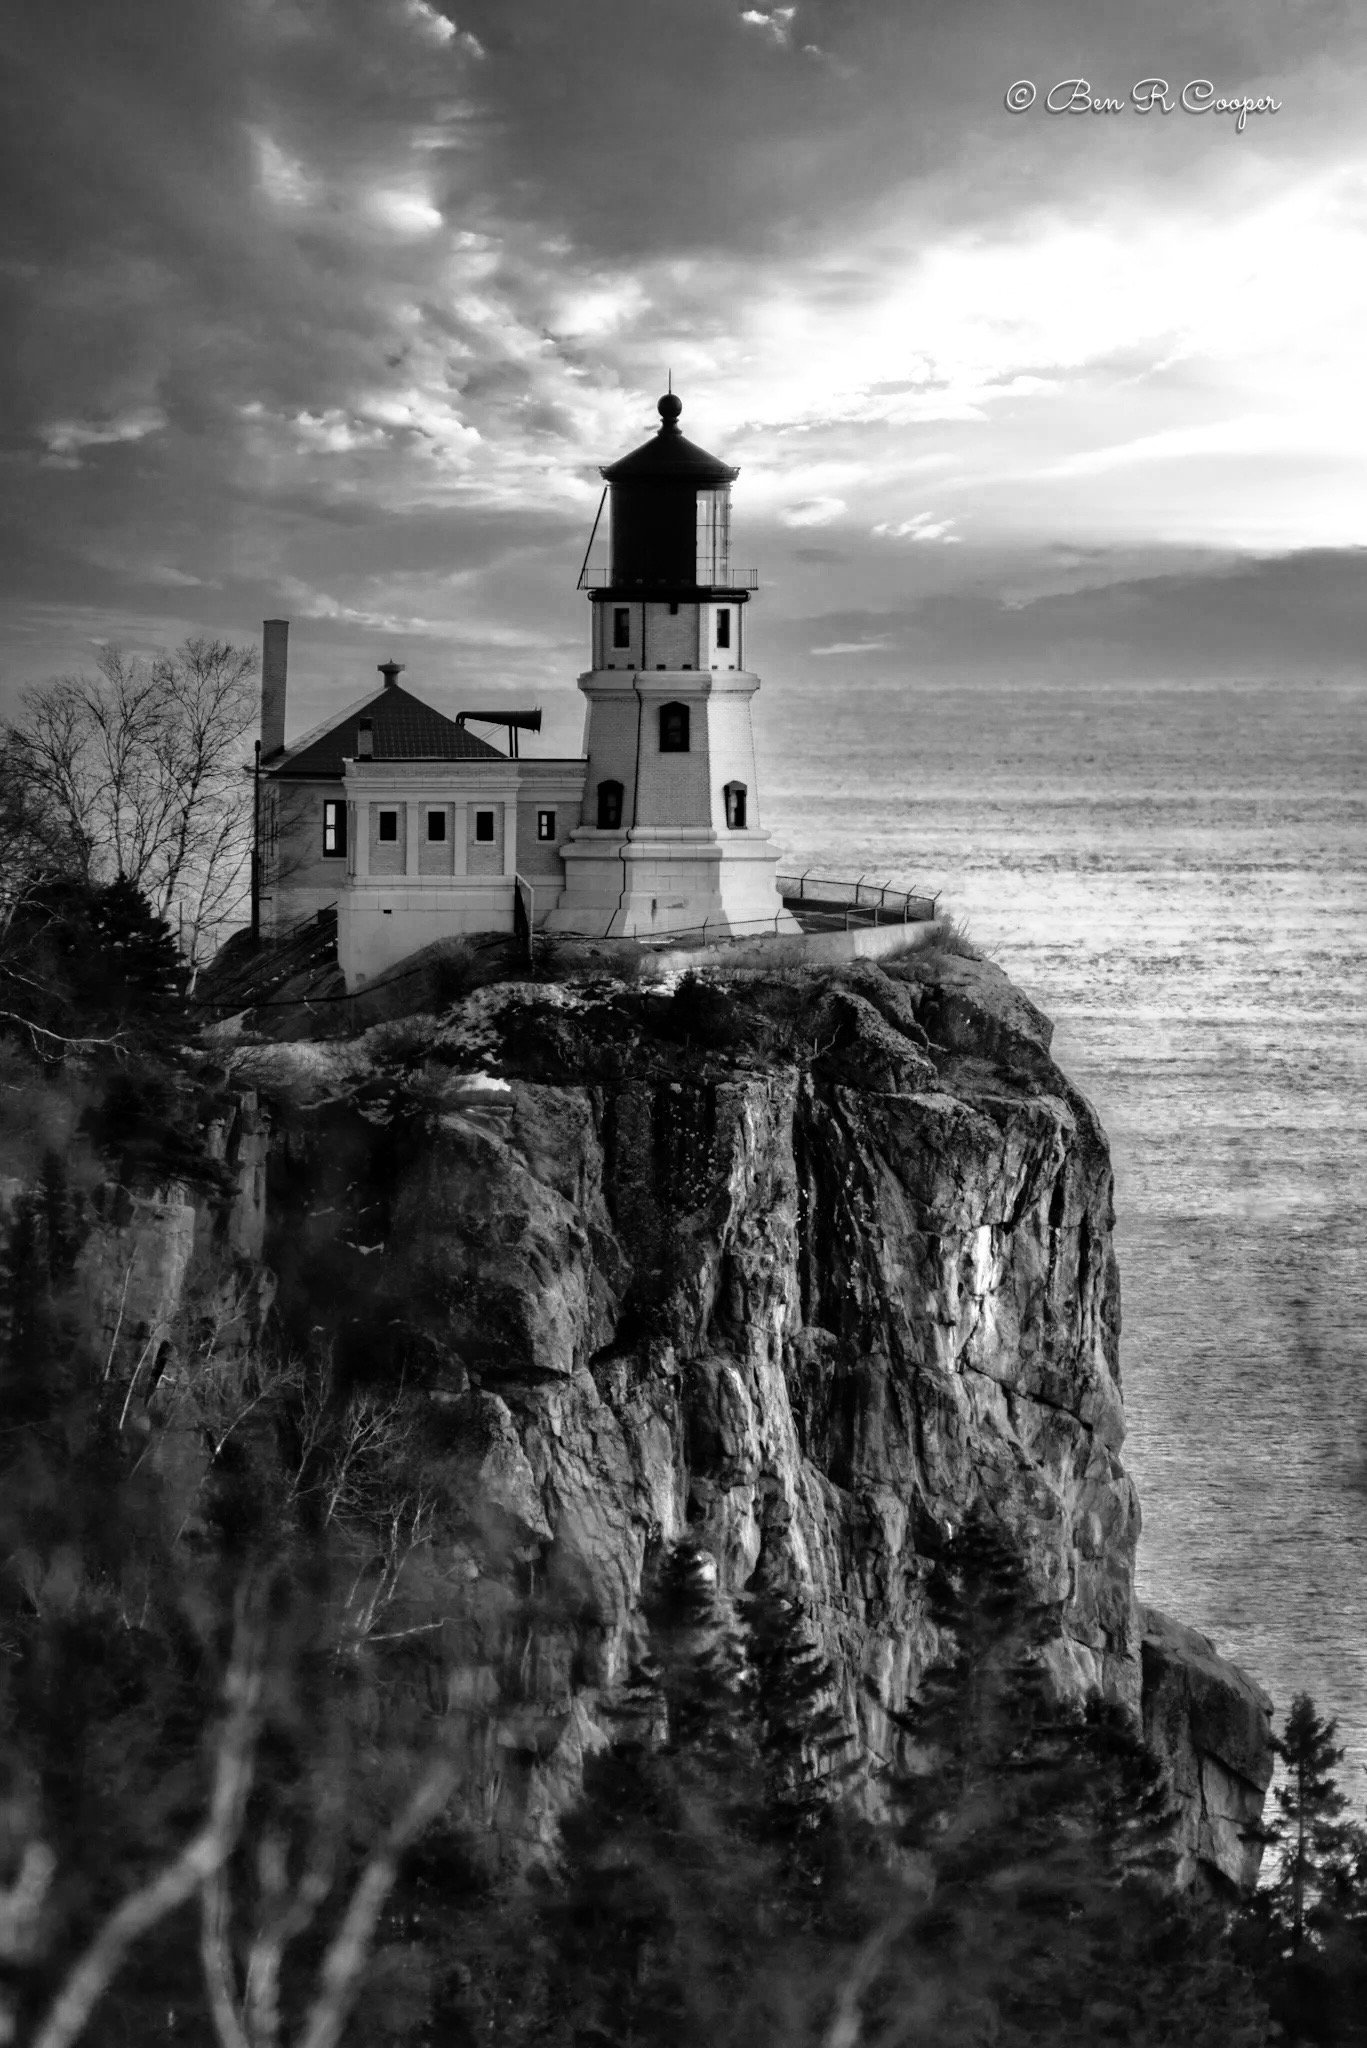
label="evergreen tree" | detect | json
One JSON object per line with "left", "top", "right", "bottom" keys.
{"left": 847, "top": 1511, "right": 1272, "bottom": 2048}
{"left": 1262, "top": 1694, "right": 1366, "bottom": 1955}
{"left": 518, "top": 1546, "right": 797, "bottom": 2048}
{"left": 0, "top": 871, "right": 184, "bottom": 1058}
{"left": 446, "top": 1522, "right": 1272, "bottom": 2048}
{"left": 436, "top": 1546, "right": 855, "bottom": 2048}
{"left": 743, "top": 1585, "right": 854, "bottom": 1847}
{"left": 1237, "top": 1693, "right": 1367, "bottom": 2046}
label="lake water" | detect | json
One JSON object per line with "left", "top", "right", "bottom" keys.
{"left": 758, "top": 676, "right": 1367, "bottom": 1796}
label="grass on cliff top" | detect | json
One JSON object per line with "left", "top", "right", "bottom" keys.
{"left": 194, "top": 909, "right": 986, "bottom": 1050}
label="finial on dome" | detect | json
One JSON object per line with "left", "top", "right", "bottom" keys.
{"left": 657, "top": 384, "right": 683, "bottom": 426}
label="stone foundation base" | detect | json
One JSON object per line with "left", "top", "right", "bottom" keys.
{"left": 545, "top": 826, "right": 798, "bottom": 940}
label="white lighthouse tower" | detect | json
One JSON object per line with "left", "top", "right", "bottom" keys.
{"left": 546, "top": 391, "right": 798, "bottom": 940}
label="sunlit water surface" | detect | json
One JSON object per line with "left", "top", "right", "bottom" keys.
{"left": 757, "top": 678, "right": 1367, "bottom": 1794}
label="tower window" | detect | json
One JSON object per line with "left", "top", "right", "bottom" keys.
{"left": 597, "top": 780, "right": 623, "bottom": 830}
{"left": 724, "top": 782, "right": 748, "bottom": 830}
{"left": 323, "top": 800, "right": 347, "bottom": 858}
{"left": 377, "top": 809, "right": 398, "bottom": 844}
{"left": 426, "top": 809, "right": 447, "bottom": 842}
{"left": 715, "top": 608, "right": 731, "bottom": 649}
{"left": 474, "top": 809, "right": 496, "bottom": 843}
{"left": 659, "top": 701, "right": 690, "bottom": 753}
{"left": 536, "top": 809, "right": 557, "bottom": 841}
{"left": 612, "top": 607, "right": 631, "bottom": 649}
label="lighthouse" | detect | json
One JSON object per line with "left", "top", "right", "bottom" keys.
{"left": 546, "top": 391, "right": 799, "bottom": 940}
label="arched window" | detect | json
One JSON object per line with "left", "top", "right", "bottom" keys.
{"left": 659, "top": 701, "right": 690, "bottom": 753}
{"left": 723, "top": 781, "right": 747, "bottom": 830}
{"left": 597, "top": 780, "right": 624, "bottom": 830}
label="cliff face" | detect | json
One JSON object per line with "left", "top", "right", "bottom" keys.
{"left": 75, "top": 951, "right": 1272, "bottom": 1889}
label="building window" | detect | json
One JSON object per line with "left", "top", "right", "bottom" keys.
{"left": 323, "top": 799, "right": 347, "bottom": 858}
{"left": 597, "top": 780, "right": 623, "bottom": 830}
{"left": 536, "top": 809, "right": 557, "bottom": 841}
{"left": 724, "top": 782, "right": 748, "bottom": 830}
{"left": 377, "top": 809, "right": 398, "bottom": 844}
{"left": 612, "top": 607, "right": 631, "bottom": 649}
{"left": 427, "top": 809, "right": 447, "bottom": 842}
{"left": 715, "top": 608, "right": 731, "bottom": 649}
{"left": 474, "top": 809, "right": 496, "bottom": 843}
{"left": 659, "top": 701, "right": 690, "bottom": 753}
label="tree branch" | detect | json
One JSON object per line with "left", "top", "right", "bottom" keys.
{"left": 295, "top": 1752, "right": 458, "bottom": 2048}
{"left": 31, "top": 1583, "right": 267, "bottom": 2048}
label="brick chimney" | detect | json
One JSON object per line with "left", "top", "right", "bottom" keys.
{"left": 261, "top": 619, "right": 289, "bottom": 758}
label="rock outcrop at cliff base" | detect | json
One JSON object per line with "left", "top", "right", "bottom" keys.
{"left": 1142, "top": 1604, "right": 1275, "bottom": 1892}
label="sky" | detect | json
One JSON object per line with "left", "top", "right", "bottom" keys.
{"left": 2, "top": 0, "right": 1366, "bottom": 749}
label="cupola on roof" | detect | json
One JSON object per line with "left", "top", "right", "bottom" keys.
{"left": 600, "top": 393, "right": 739, "bottom": 487}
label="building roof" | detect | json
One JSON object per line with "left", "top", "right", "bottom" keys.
{"left": 600, "top": 393, "right": 738, "bottom": 488}
{"left": 269, "top": 682, "right": 504, "bottom": 779}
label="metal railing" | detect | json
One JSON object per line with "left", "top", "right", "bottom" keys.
{"left": 777, "top": 873, "right": 939, "bottom": 928}
{"left": 513, "top": 873, "right": 535, "bottom": 968}
{"left": 609, "top": 874, "right": 939, "bottom": 956}
{"left": 576, "top": 565, "right": 760, "bottom": 592}
{"left": 263, "top": 903, "right": 338, "bottom": 947}
{"left": 632, "top": 910, "right": 800, "bottom": 953}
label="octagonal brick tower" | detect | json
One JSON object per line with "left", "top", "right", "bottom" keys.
{"left": 546, "top": 392, "right": 798, "bottom": 940}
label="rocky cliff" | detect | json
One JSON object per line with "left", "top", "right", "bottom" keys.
{"left": 72, "top": 947, "right": 1273, "bottom": 1891}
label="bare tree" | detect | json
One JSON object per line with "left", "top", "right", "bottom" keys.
{"left": 21, "top": 1565, "right": 462, "bottom": 2048}
{"left": 0, "top": 743, "right": 84, "bottom": 942}
{"left": 8, "top": 637, "right": 258, "bottom": 958}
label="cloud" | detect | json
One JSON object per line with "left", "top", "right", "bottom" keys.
{"left": 400, "top": 1, "right": 485, "bottom": 58}
{"left": 781, "top": 496, "right": 847, "bottom": 528}
{"left": 41, "top": 408, "right": 167, "bottom": 459}
{"left": 810, "top": 637, "right": 894, "bottom": 656}
{"left": 1038, "top": 415, "right": 1342, "bottom": 480}
{"left": 365, "top": 188, "right": 446, "bottom": 237}
{"left": 277, "top": 574, "right": 559, "bottom": 649}
{"left": 873, "top": 513, "right": 962, "bottom": 544}
{"left": 740, "top": 8, "right": 797, "bottom": 47}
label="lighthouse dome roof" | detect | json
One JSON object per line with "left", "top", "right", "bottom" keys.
{"left": 600, "top": 392, "right": 738, "bottom": 486}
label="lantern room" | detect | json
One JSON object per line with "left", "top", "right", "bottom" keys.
{"left": 594, "top": 391, "right": 745, "bottom": 591}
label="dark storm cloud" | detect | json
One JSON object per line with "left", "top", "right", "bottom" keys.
{"left": 775, "top": 547, "right": 1367, "bottom": 686}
